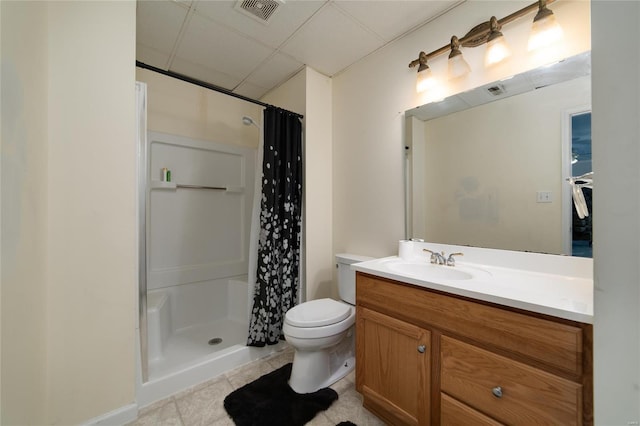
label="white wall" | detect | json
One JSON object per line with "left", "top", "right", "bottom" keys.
{"left": 1, "top": 1, "right": 137, "bottom": 424}
{"left": 1, "top": 2, "right": 49, "bottom": 424}
{"left": 592, "top": 1, "right": 640, "bottom": 423}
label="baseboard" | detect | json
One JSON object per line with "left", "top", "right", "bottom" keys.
{"left": 80, "top": 403, "right": 138, "bottom": 426}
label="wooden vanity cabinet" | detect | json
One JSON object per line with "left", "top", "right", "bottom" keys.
{"left": 355, "top": 272, "right": 593, "bottom": 426}
{"left": 356, "top": 307, "right": 431, "bottom": 425}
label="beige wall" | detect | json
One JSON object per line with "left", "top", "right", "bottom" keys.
{"left": 46, "top": 2, "right": 137, "bottom": 423}
{"left": 1, "top": 2, "right": 49, "bottom": 424}
{"left": 302, "top": 68, "right": 334, "bottom": 299}
{"left": 415, "top": 76, "right": 590, "bottom": 254}
{"left": 1, "top": 1, "right": 137, "bottom": 424}
{"left": 262, "top": 68, "right": 306, "bottom": 117}
{"left": 136, "top": 68, "right": 263, "bottom": 148}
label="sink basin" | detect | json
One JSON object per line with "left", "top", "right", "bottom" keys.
{"left": 386, "top": 261, "right": 473, "bottom": 280}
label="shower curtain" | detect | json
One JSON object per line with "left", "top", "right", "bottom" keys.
{"left": 247, "top": 106, "right": 303, "bottom": 346}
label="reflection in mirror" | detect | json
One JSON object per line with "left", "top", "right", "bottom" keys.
{"left": 405, "top": 52, "right": 591, "bottom": 257}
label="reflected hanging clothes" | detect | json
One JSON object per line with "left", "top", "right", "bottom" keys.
{"left": 568, "top": 172, "right": 593, "bottom": 219}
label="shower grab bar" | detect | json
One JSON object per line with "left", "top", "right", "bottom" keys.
{"left": 177, "top": 184, "right": 226, "bottom": 190}
{"left": 177, "top": 184, "right": 244, "bottom": 193}
{"left": 150, "top": 180, "right": 243, "bottom": 193}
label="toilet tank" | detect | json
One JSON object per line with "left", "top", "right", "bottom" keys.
{"left": 336, "top": 253, "right": 374, "bottom": 305}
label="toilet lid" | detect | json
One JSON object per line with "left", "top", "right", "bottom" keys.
{"left": 285, "top": 298, "right": 352, "bottom": 328}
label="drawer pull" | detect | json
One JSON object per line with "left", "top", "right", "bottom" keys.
{"left": 492, "top": 386, "right": 503, "bottom": 398}
{"left": 417, "top": 345, "right": 426, "bottom": 353}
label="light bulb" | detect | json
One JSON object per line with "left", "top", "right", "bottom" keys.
{"left": 485, "top": 34, "right": 511, "bottom": 67}
{"left": 448, "top": 36, "right": 470, "bottom": 80}
{"left": 529, "top": 12, "right": 563, "bottom": 51}
{"left": 416, "top": 67, "right": 437, "bottom": 93}
{"left": 448, "top": 54, "right": 471, "bottom": 79}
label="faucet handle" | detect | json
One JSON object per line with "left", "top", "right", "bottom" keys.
{"left": 446, "top": 252, "right": 464, "bottom": 267}
{"left": 422, "top": 249, "right": 438, "bottom": 264}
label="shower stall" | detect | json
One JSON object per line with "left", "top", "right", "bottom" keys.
{"left": 136, "top": 84, "right": 285, "bottom": 407}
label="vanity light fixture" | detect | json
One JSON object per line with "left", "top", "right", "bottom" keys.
{"left": 415, "top": 51, "right": 437, "bottom": 93}
{"left": 448, "top": 36, "right": 471, "bottom": 79}
{"left": 528, "top": 0, "right": 564, "bottom": 51}
{"left": 408, "top": 0, "right": 563, "bottom": 92}
{"left": 484, "top": 16, "right": 511, "bottom": 67}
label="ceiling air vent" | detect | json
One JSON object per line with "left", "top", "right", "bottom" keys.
{"left": 235, "top": 0, "right": 284, "bottom": 24}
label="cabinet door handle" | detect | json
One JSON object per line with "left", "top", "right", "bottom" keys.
{"left": 492, "top": 386, "right": 503, "bottom": 398}
{"left": 417, "top": 345, "right": 426, "bottom": 353}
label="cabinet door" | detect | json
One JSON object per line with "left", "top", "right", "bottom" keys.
{"left": 356, "top": 307, "right": 430, "bottom": 425}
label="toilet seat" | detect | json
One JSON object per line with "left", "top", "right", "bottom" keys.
{"left": 285, "top": 298, "right": 351, "bottom": 327}
{"left": 283, "top": 300, "right": 355, "bottom": 339}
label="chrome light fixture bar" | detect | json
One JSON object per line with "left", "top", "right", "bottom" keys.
{"left": 409, "top": 0, "right": 561, "bottom": 91}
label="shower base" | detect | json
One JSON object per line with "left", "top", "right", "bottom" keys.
{"left": 149, "top": 317, "right": 247, "bottom": 379}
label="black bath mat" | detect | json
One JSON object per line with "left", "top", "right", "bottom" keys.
{"left": 224, "top": 363, "right": 339, "bottom": 426}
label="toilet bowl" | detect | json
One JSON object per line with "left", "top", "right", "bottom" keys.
{"left": 283, "top": 254, "right": 373, "bottom": 393}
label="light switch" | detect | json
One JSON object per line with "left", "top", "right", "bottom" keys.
{"left": 536, "top": 191, "right": 553, "bottom": 203}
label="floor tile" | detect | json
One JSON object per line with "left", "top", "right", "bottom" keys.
{"left": 225, "top": 359, "right": 275, "bottom": 390}
{"left": 174, "top": 376, "right": 234, "bottom": 426}
{"left": 265, "top": 347, "right": 295, "bottom": 370}
{"left": 127, "top": 399, "right": 183, "bottom": 426}
{"left": 323, "top": 388, "right": 386, "bottom": 426}
{"left": 129, "top": 351, "right": 382, "bottom": 426}
{"left": 306, "top": 412, "right": 335, "bottom": 426}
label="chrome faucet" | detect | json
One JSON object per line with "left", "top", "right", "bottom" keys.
{"left": 423, "top": 249, "right": 464, "bottom": 266}
{"left": 423, "top": 249, "right": 446, "bottom": 265}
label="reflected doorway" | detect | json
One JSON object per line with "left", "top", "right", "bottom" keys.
{"left": 570, "top": 111, "right": 592, "bottom": 258}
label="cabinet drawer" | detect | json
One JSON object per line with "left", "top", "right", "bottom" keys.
{"left": 441, "top": 393, "right": 503, "bottom": 426}
{"left": 441, "top": 336, "right": 582, "bottom": 425}
{"left": 357, "top": 273, "right": 585, "bottom": 376}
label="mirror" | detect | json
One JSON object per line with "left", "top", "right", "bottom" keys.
{"left": 405, "top": 52, "right": 591, "bottom": 256}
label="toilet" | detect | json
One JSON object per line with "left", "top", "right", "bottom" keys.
{"left": 283, "top": 253, "right": 373, "bottom": 393}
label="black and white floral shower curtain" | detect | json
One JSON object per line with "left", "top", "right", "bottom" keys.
{"left": 247, "top": 106, "right": 303, "bottom": 346}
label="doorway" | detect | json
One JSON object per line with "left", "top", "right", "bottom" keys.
{"left": 570, "top": 111, "right": 592, "bottom": 257}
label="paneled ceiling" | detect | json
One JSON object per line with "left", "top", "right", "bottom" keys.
{"left": 136, "top": 0, "right": 462, "bottom": 99}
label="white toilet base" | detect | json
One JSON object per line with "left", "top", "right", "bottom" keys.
{"left": 288, "top": 329, "right": 355, "bottom": 394}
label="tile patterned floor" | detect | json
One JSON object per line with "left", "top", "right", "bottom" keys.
{"left": 128, "top": 347, "right": 385, "bottom": 426}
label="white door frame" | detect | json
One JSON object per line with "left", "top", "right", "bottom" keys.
{"left": 561, "top": 105, "right": 592, "bottom": 255}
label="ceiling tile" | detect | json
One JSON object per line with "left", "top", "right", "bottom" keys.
{"left": 170, "top": 56, "right": 243, "bottom": 90}
{"left": 193, "top": 0, "right": 327, "bottom": 49}
{"left": 174, "top": 13, "right": 275, "bottom": 79}
{"left": 280, "top": 4, "right": 383, "bottom": 76}
{"left": 234, "top": 80, "right": 270, "bottom": 100}
{"left": 137, "top": 0, "right": 189, "bottom": 54}
{"left": 334, "top": 1, "right": 460, "bottom": 42}
{"left": 137, "top": 43, "right": 172, "bottom": 69}
{"left": 136, "top": 0, "right": 464, "bottom": 97}
{"left": 245, "top": 52, "right": 304, "bottom": 90}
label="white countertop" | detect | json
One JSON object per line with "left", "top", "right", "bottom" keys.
{"left": 352, "top": 246, "right": 594, "bottom": 324}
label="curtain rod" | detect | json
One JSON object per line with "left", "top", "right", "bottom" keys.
{"left": 136, "top": 61, "right": 304, "bottom": 120}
